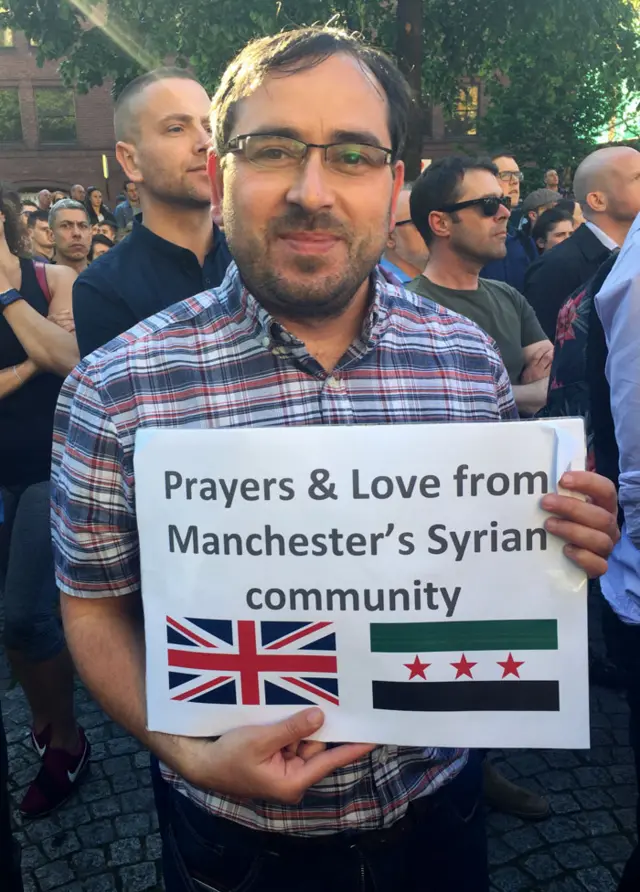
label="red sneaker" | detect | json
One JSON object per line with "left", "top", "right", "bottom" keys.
{"left": 30, "top": 724, "right": 52, "bottom": 757}
{"left": 20, "top": 727, "right": 90, "bottom": 818}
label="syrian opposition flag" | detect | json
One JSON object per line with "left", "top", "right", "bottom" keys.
{"left": 370, "top": 619, "right": 560, "bottom": 712}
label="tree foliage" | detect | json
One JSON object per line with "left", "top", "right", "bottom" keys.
{"left": 1, "top": 0, "right": 639, "bottom": 176}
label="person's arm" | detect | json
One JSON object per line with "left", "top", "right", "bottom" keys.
{"left": 596, "top": 244, "right": 640, "bottom": 547}
{"left": 520, "top": 339, "right": 554, "bottom": 384}
{"left": 511, "top": 378, "right": 550, "bottom": 415}
{"left": 0, "top": 359, "right": 38, "bottom": 399}
{"left": 52, "top": 368, "right": 373, "bottom": 803}
{"left": 0, "top": 265, "right": 79, "bottom": 376}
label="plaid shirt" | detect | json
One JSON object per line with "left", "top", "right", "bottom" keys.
{"left": 51, "top": 263, "right": 517, "bottom": 836}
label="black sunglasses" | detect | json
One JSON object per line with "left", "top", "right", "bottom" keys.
{"left": 439, "top": 196, "right": 511, "bottom": 217}
{"left": 395, "top": 219, "right": 415, "bottom": 227}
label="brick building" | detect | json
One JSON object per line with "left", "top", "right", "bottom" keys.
{"left": 0, "top": 27, "right": 123, "bottom": 199}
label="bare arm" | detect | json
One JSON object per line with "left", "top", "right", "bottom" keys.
{"left": 511, "top": 378, "right": 550, "bottom": 415}
{"left": 520, "top": 339, "right": 554, "bottom": 384}
{"left": 61, "top": 593, "right": 374, "bottom": 803}
{"left": 0, "top": 265, "right": 80, "bottom": 376}
{"left": 0, "top": 359, "right": 39, "bottom": 400}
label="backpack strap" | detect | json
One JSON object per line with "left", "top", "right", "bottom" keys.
{"left": 33, "top": 260, "right": 52, "bottom": 304}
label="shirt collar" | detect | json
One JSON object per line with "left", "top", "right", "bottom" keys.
{"left": 129, "top": 218, "right": 224, "bottom": 263}
{"left": 585, "top": 220, "right": 619, "bottom": 251}
{"left": 222, "top": 262, "right": 394, "bottom": 367}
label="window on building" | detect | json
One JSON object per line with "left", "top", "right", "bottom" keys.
{"left": 0, "top": 88, "right": 22, "bottom": 142}
{"left": 35, "top": 88, "right": 77, "bottom": 143}
{"left": 444, "top": 83, "right": 480, "bottom": 138}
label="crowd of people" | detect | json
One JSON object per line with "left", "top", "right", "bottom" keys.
{"left": 0, "top": 23, "right": 638, "bottom": 892}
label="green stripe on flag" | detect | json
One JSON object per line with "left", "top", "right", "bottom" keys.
{"left": 370, "top": 619, "right": 557, "bottom": 653}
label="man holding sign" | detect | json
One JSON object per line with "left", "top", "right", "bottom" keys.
{"left": 51, "top": 27, "right": 619, "bottom": 892}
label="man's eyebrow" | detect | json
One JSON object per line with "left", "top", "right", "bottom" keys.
{"left": 158, "top": 113, "right": 197, "bottom": 125}
{"left": 230, "top": 126, "right": 388, "bottom": 148}
{"left": 332, "top": 129, "right": 386, "bottom": 148}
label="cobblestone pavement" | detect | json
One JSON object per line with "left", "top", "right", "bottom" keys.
{"left": 0, "top": 610, "right": 636, "bottom": 892}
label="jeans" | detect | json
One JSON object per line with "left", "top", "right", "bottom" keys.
{"left": 602, "top": 600, "right": 640, "bottom": 892}
{"left": 151, "top": 758, "right": 488, "bottom": 892}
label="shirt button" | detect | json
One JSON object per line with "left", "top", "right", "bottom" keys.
{"left": 326, "top": 376, "right": 341, "bottom": 389}
{"left": 261, "top": 336, "right": 271, "bottom": 348}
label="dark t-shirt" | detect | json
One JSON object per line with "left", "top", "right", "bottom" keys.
{"left": 73, "top": 220, "right": 233, "bottom": 357}
{"left": 407, "top": 275, "right": 546, "bottom": 384}
{"left": 0, "top": 258, "right": 63, "bottom": 486}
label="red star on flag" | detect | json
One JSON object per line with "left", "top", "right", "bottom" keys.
{"left": 497, "top": 653, "right": 525, "bottom": 679}
{"left": 451, "top": 654, "right": 477, "bottom": 679}
{"left": 404, "top": 655, "right": 431, "bottom": 680}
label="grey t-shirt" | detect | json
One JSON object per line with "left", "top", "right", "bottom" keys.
{"left": 407, "top": 276, "right": 546, "bottom": 384}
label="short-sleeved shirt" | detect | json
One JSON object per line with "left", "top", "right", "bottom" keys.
{"left": 72, "top": 219, "right": 232, "bottom": 357}
{"left": 407, "top": 275, "right": 547, "bottom": 384}
{"left": 51, "top": 264, "right": 516, "bottom": 837}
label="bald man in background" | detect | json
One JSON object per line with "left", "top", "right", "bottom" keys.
{"left": 524, "top": 146, "right": 640, "bottom": 340}
{"left": 381, "top": 184, "right": 429, "bottom": 284}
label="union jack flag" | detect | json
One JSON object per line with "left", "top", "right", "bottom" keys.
{"left": 166, "top": 617, "right": 339, "bottom": 707}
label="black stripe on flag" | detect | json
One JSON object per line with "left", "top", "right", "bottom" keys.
{"left": 372, "top": 680, "right": 560, "bottom": 712}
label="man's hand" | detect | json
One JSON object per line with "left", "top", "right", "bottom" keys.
{"left": 48, "top": 309, "right": 76, "bottom": 333}
{"left": 175, "top": 708, "right": 374, "bottom": 805}
{"left": 521, "top": 342, "right": 554, "bottom": 384}
{"left": 541, "top": 471, "right": 620, "bottom": 578}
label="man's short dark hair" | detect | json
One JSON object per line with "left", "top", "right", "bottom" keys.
{"left": 490, "top": 150, "right": 517, "bottom": 163}
{"left": 410, "top": 156, "right": 498, "bottom": 246}
{"left": 211, "top": 27, "right": 414, "bottom": 162}
{"left": 531, "top": 207, "right": 573, "bottom": 245}
{"left": 21, "top": 199, "right": 38, "bottom": 211}
{"left": 114, "top": 67, "right": 201, "bottom": 141}
{"left": 26, "top": 209, "right": 49, "bottom": 228}
{"left": 556, "top": 198, "right": 577, "bottom": 214}
{"left": 88, "top": 233, "right": 115, "bottom": 261}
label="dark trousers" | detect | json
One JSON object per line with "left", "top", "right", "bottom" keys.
{"left": 151, "top": 758, "right": 488, "bottom": 892}
{"left": 0, "top": 705, "right": 23, "bottom": 892}
{"left": 602, "top": 601, "right": 640, "bottom": 892}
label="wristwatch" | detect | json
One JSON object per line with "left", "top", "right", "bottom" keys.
{"left": 0, "top": 288, "right": 22, "bottom": 310}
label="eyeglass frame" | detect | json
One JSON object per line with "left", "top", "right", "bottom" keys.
{"left": 223, "top": 133, "right": 394, "bottom": 169}
{"left": 496, "top": 170, "right": 524, "bottom": 183}
{"left": 395, "top": 219, "right": 415, "bottom": 227}
{"left": 437, "top": 195, "right": 512, "bottom": 216}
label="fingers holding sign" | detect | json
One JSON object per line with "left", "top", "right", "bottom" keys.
{"left": 541, "top": 471, "right": 619, "bottom": 579}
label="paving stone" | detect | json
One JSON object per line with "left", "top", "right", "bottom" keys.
{"left": 538, "top": 817, "right": 584, "bottom": 844}
{"left": 83, "top": 875, "right": 118, "bottom": 892}
{"left": 501, "top": 753, "right": 549, "bottom": 777}
{"left": 134, "top": 750, "right": 151, "bottom": 769}
{"left": 574, "top": 811, "right": 619, "bottom": 837}
{"left": 576, "top": 866, "right": 617, "bottom": 891}
{"left": 78, "top": 819, "right": 115, "bottom": 846}
{"left": 543, "top": 751, "right": 580, "bottom": 770}
{"left": 90, "top": 797, "right": 122, "bottom": 819}
{"left": 502, "top": 826, "right": 544, "bottom": 855}
{"left": 552, "top": 843, "right": 597, "bottom": 869}
{"left": 548, "top": 793, "right": 581, "bottom": 815}
{"left": 70, "top": 848, "right": 107, "bottom": 877}
{"left": 590, "top": 835, "right": 634, "bottom": 863}
{"left": 574, "top": 789, "right": 614, "bottom": 810}
{"left": 609, "top": 764, "right": 636, "bottom": 785}
{"left": 590, "top": 729, "right": 614, "bottom": 746}
{"left": 103, "top": 755, "right": 133, "bottom": 776}
{"left": 491, "top": 867, "right": 531, "bottom": 891}
{"left": 609, "top": 785, "right": 637, "bottom": 808}
{"left": 20, "top": 844, "right": 47, "bottom": 870}
{"left": 35, "top": 859, "right": 75, "bottom": 891}
{"left": 112, "top": 770, "right": 140, "bottom": 793}
{"left": 118, "top": 861, "right": 158, "bottom": 891}
{"left": 523, "top": 853, "right": 563, "bottom": 881}
{"left": 25, "top": 816, "right": 63, "bottom": 843}
{"left": 120, "top": 787, "right": 155, "bottom": 812}
{"left": 21, "top": 873, "right": 38, "bottom": 892}
{"left": 41, "top": 830, "right": 81, "bottom": 860}
{"left": 85, "top": 725, "right": 112, "bottom": 744}
{"left": 613, "top": 807, "right": 636, "bottom": 831}
{"left": 545, "top": 879, "right": 584, "bottom": 892}
{"left": 145, "top": 831, "right": 163, "bottom": 861}
{"left": 486, "top": 811, "right": 526, "bottom": 833}
{"left": 109, "top": 836, "right": 143, "bottom": 866}
{"left": 574, "top": 767, "right": 612, "bottom": 788}
{"left": 56, "top": 804, "right": 92, "bottom": 830}
{"left": 79, "top": 778, "right": 112, "bottom": 803}
{"left": 537, "top": 771, "right": 576, "bottom": 792}
{"left": 115, "top": 812, "right": 151, "bottom": 838}
{"left": 108, "top": 736, "right": 143, "bottom": 756}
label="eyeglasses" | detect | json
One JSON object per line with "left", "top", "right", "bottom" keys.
{"left": 496, "top": 171, "right": 524, "bottom": 183}
{"left": 438, "top": 196, "right": 511, "bottom": 217}
{"left": 224, "top": 134, "right": 393, "bottom": 176}
{"left": 395, "top": 219, "right": 415, "bottom": 227}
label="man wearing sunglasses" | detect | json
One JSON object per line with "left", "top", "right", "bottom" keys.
{"left": 380, "top": 184, "right": 429, "bottom": 284}
{"left": 408, "top": 157, "right": 553, "bottom": 420}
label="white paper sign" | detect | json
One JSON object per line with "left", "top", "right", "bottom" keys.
{"left": 134, "top": 419, "right": 589, "bottom": 749}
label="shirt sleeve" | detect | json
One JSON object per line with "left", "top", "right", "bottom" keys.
{"left": 515, "top": 288, "right": 547, "bottom": 347}
{"left": 51, "top": 364, "right": 140, "bottom": 598}
{"left": 596, "top": 262, "right": 640, "bottom": 548}
{"left": 73, "top": 274, "right": 138, "bottom": 359}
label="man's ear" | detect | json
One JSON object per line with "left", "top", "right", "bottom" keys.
{"left": 536, "top": 238, "right": 545, "bottom": 252}
{"left": 208, "top": 150, "right": 224, "bottom": 227}
{"left": 586, "top": 190, "right": 607, "bottom": 214}
{"left": 115, "top": 141, "right": 142, "bottom": 184}
{"left": 428, "top": 210, "right": 449, "bottom": 240}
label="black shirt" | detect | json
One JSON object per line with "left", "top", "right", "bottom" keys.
{"left": 0, "top": 258, "right": 63, "bottom": 486}
{"left": 73, "top": 219, "right": 233, "bottom": 357}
